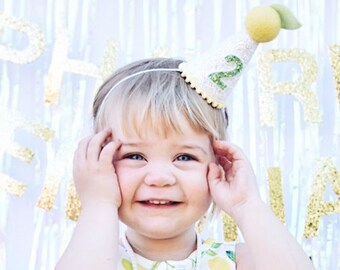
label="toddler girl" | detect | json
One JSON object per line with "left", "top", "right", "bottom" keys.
{"left": 55, "top": 57, "right": 315, "bottom": 270}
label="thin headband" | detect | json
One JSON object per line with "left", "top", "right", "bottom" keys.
{"left": 100, "top": 68, "right": 180, "bottom": 108}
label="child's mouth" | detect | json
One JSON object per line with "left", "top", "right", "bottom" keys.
{"left": 140, "top": 200, "right": 180, "bottom": 206}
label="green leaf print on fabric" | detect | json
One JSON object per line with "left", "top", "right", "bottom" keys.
{"left": 190, "top": 257, "right": 197, "bottom": 268}
{"left": 164, "top": 262, "right": 176, "bottom": 269}
{"left": 211, "top": 243, "right": 222, "bottom": 249}
{"left": 226, "top": 250, "right": 236, "bottom": 262}
{"left": 201, "top": 241, "right": 222, "bottom": 258}
{"left": 150, "top": 261, "right": 161, "bottom": 270}
{"left": 122, "top": 259, "right": 133, "bottom": 270}
{"left": 206, "top": 249, "right": 218, "bottom": 256}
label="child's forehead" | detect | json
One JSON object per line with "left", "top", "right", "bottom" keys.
{"left": 105, "top": 109, "right": 208, "bottom": 140}
{"left": 111, "top": 124, "right": 213, "bottom": 152}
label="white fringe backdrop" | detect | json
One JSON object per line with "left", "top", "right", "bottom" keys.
{"left": 0, "top": 0, "right": 339, "bottom": 269}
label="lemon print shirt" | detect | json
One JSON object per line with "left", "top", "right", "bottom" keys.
{"left": 118, "top": 237, "right": 236, "bottom": 270}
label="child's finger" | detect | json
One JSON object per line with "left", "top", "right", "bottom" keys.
{"left": 217, "top": 155, "right": 232, "bottom": 172}
{"left": 207, "top": 163, "right": 227, "bottom": 193}
{"left": 87, "top": 128, "right": 112, "bottom": 162}
{"left": 74, "top": 136, "right": 92, "bottom": 162}
{"left": 73, "top": 136, "right": 92, "bottom": 182}
{"left": 208, "top": 163, "right": 226, "bottom": 183}
{"left": 99, "top": 140, "right": 122, "bottom": 166}
{"left": 213, "top": 140, "right": 247, "bottom": 161}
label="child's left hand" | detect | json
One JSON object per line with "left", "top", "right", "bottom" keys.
{"left": 208, "top": 140, "right": 262, "bottom": 221}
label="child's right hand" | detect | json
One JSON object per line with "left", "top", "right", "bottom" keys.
{"left": 73, "top": 128, "right": 122, "bottom": 209}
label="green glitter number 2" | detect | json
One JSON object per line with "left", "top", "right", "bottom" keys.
{"left": 209, "top": 55, "right": 243, "bottom": 90}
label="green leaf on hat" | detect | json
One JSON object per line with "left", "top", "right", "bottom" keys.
{"left": 271, "top": 3, "right": 302, "bottom": 30}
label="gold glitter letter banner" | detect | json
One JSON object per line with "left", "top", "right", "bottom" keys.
{"left": 267, "top": 167, "right": 285, "bottom": 223}
{"left": 37, "top": 142, "right": 74, "bottom": 211}
{"left": 0, "top": 110, "right": 55, "bottom": 163}
{"left": 0, "top": 111, "right": 55, "bottom": 196}
{"left": 304, "top": 158, "right": 340, "bottom": 238}
{"left": 0, "top": 173, "right": 26, "bottom": 197}
{"left": 223, "top": 212, "right": 238, "bottom": 242}
{"left": 0, "top": 14, "right": 45, "bottom": 64}
{"left": 65, "top": 179, "right": 81, "bottom": 221}
{"left": 7, "top": 110, "right": 55, "bottom": 142}
{"left": 257, "top": 49, "right": 321, "bottom": 127}
{"left": 36, "top": 176, "right": 61, "bottom": 211}
{"left": 329, "top": 44, "right": 340, "bottom": 109}
{"left": 45, "top": 30, "right": 118, "bottom": 104}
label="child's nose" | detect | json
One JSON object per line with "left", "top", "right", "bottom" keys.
{"left": 144, "top": 165, "right": 176, "bottom": 187}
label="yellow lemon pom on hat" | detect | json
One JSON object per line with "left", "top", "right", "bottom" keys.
{"left": 245, "top": 4, "right": 301, "bottom": 42}
{"left": 179, "top": 3, "right": 301, "bottom": 109}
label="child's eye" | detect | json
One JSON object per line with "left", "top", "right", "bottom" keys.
{"left": 176, "top": 154, "right": 196, "bottom": 161}
{"left": 125, "top": 153, "right": 145, "bottom": 160}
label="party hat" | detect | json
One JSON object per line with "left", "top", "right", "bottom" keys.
{"left": 179, "top": 4, "right": 301, "bottom": 109}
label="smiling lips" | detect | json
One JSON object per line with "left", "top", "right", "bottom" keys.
{"left": 140, "top": 200, "right": 181, "bottom": 206}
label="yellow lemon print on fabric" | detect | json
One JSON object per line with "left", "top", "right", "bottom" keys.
{"left": 208, "top": 257, "right": 230, "bottom": 270}
{"left": 204, "top": 238, "right": 215, "bottom": 245}
{"left": 122, "top": 259, "right": 133, "bottom": 270}
{"left": 137, "top": 264, "right": 149, "bottom": 270}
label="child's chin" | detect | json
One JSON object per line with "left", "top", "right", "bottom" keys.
{"left": 134, "top": 223, "right": 194, "bottom": 240}
{"left": 149, "top": 228, "right": 178, "bottom": 239}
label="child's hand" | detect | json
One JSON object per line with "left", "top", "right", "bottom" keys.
{"left": 73, "top": 128, "right": 122, "bottom": 209}
{"left": 208, "top": 140, "right": 262, "bottom": 221}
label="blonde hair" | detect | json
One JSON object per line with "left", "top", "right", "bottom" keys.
{"left": 93, "top": 58, "right": 228, "bottom": 139}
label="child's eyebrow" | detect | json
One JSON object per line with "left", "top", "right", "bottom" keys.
{"left": 121, "top": 142, "right": 145, "bottom": 147}
{"left": 178, "top": 144, "right": 208, "bottom": 155}
{"left": 121, "top": 142, "right": 208, "bottom": 155}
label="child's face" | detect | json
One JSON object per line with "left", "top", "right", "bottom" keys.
{"left": 112, "top": 116, "right": 215, "bottom": 240}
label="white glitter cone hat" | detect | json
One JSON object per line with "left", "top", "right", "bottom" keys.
{"left": 179, "top": 35, "right": 257, "bottom": 109}
{"left": 179, "top": 3, "right": 301, "bottom": 109}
